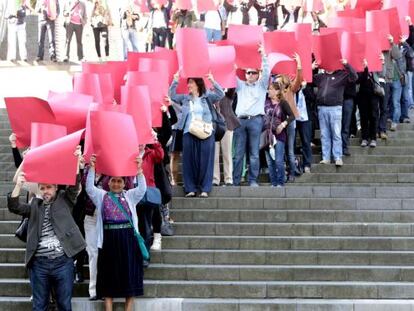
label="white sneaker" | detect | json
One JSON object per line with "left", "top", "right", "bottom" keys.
{"left": 390, "top": 123, "right": 397, "bottom": 131}
{"left": 360, "top": 140, "right": 368, "bottom": 147}
{"left": 335, "top": 159, "right": 343, "bottom": 167}
{"left": 319, "top": 160, "right": 330, "bottom": 164}
{"left": 369, "top": 140, "right": 377, "bottom": 148}
{"left": 304, "top": 167, "right": 311, "bottom": 173}
{"left": 151, "top": 233, "right": 162, "bottom": 251}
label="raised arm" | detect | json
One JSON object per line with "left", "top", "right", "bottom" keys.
{"left": 259, "top": 46, "right": 270, "bottom": 89}
{"left": 125, "top": 155, "right": 147, "bottom": 206}
{"left": 206, "top": 73, "right": 225, "bottom": 103}
{"left": 168, "top": 71, "right": 188, "bottom": 103}
{"left": 8, "top": 171, "right": 31, "bottom": 217}
{"left": 85, "top": 156, "right": 106, "bottom": 209}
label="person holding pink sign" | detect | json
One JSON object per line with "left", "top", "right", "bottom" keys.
{"left": 85, "top": 154, "right": 147, "bottom": 311}
{"left": 169, "top": 72, "right": 225, "bottom": 198}
{"left": 8, "top": 147, "right": 85, "bottom": 311}
{"left": 312, "top": 58, "right": 358, "bottom": 167}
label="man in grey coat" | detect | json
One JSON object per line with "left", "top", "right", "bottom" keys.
{"left": 8, "top": 148, "right": 86, "bottom": 311}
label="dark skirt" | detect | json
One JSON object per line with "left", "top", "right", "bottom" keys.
{"left": 97, "top": 226, "right": 144, "bottom": 298}
{"left": 169, "top": 129, "right": 183, "bottom": 152}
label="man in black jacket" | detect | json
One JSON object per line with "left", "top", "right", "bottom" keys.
{"left": 8, "top": 148, "right": 86, "bottom": 311}
{"left": 313, "top": 59, "right": 358, "bottom": 166}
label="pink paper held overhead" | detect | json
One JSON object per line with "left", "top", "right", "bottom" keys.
{"left": 5, "top": 97, "right": 56, "bottom": 148}
{"left": 90, "top": 111, "right": 139, "bottom": 177}
{"left": 312, "top": 32, "right": 343, "bottom": 71}
{"left": 23, "top": 129, "right": 85, "bottom": 186}
{"left": 208, "top": 45, "right": 237, "bottom": 88}
{"left": 30, "top": 123, "right": 67, "bottom": 149}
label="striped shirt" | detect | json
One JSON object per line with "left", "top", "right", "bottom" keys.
{"left": 35, "top": 204, "right": 64, "bottom": 258}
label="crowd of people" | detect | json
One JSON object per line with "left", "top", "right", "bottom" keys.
{"left": 4, "top": 0, "right": 414, "bottom": 310}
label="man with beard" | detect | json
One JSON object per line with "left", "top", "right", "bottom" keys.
{"left": 7, "top": 147, "right": 86, "bottom": 311}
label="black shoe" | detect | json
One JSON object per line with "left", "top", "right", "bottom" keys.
{"left": 89, "top": 296, "right": 98, "bottom": 301}
{"left": 343, "top": 150, "right": 351, "bottom": 157}
{"left": 143, "top": 260, "right": 150, "bottom": 268}
{"left": 75, "top": 271, "right": 84, "bottom": 283}
{"left": 50, "top": 55, "right": 57, "bottom": 62}
{"left": 225, "top": 182, "right": 233, "bottom": 186}
{"left": 35, "top": 57, "right": 43, "bottom": 61}
{"left": 62, "top": 58, "right": 69, "bottom": 63}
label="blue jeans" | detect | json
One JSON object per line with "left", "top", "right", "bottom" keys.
{"left": 318, "top": 106, "right": 343, "bottom": 161}
{"left": 265, "top": 141, "right": 285, "bottom": 186}
{"left": 401, "top": 73, "right": 411, "bottom": 120}
{"left": 296, "top": 120, "right": 312, "bottom": 168}
{"left": 407, "top": 71, "right": 414, "bottom": 109}
{"left": 233, "top": 116, "right": 264, "bottom": 185}
{"left": 286, "top": 121, "right": 296, "bottom": 176}
{"left": 341, "top": 98, "right": 354, "bottom": 152}
{"left": 389, "top": 79, "right": 402, "bottom": 123}
{"left": 122, "top": 28, "right": 139, "bottom": 59}
{"left": 205, "top": 28, "right": 222, "bottom": 42}
{"left": 30, "top": 255, "right": 74, "bottom": 311}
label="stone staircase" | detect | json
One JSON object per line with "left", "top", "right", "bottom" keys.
{"left": 1, "top": 107, "right": 414, "bottom": 310}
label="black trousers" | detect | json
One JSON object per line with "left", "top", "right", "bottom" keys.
{"left": 92, "top": 26, "right": 109, "bottom": 57}
{"left": 358, "top": 93, "right": 380, "bottom": 141}
{"left": 137, "top": 202, "right": 162, "bottom": 250}
{"left": 65, "top": 22, "right": 83, "bottom": 60}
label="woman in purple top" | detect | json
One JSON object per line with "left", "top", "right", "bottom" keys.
{"left": 263, "top": 82, "right": 295, "bottom": 187}
{"left": 85, "top": 154, "right": 146, "bottom": 311}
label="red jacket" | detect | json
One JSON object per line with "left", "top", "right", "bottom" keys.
{"left": 142, "top": 142, "right": 164, "bottom": 187}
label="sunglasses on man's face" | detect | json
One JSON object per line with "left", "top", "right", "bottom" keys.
{"left": 246, "top": 71, "right": 259, "bottom": 75}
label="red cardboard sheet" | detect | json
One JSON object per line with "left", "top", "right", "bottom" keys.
{"left": 341, "top": 31, "right": 366, "bottom": 72}
{"left": 328, "top": 16, "right": 365, "bottom": 32}
{"left": 197, "top": 0, "right": 217, "bottom": 11}
{"left": 73, "top": 72, "right": 103, "bottom": 105}
{"left": 154, "top": 47, "right": 179, "bottom": 83}
{"left": 312, "top": 32, "right": 343, "bottom": 71}
{"left": 23, "top": 129, "right": 85, "bottom": 185}
{"left": 227, "top": 24, "right": 263, "bottom": 69}
{"left": 121, "top": 85, "right": 154, "bottom": 144}
{"left": 268, "top": 52, "right": 297, "bottom": 75}
{"left": 337, "top": 8, "right": 365, "bottom": 18}
{"left": 175, "top": 28, "right": 210, "bottom": 77}
{"left": 383, "top": 0, "right": 410, "bottom": 36}
{"left": 125, "top": 71, "right": 167, "bottom": 127}
{"left": 366, "top": 9, "right": 392, "bottom": 51}
{"left": 47, "top": 91, "right": 93, "bottom": 133}
{"left": 354, "top": 0, "right": 382, "bottom": 11}
{"left": 365, "top": 31, "right": 383, "bottom": 72}
{"left": 286, "top": 23, "right": 313, "bottom": 82}
{"left": 106, "top": 61, "right": 128, "bottom": 104}
{"left": 5, "top": 97, "right": 56, "bottom": 148}
{"left": 264, "top": 31, "right": 297, "bottom": 55}
{"left": 208, "top": 45, "right": 237, "bottom": 88}
{"left": 90, "top": 111, "right": 139, "bottom": 177}
{"left": 30, "top": 123, "right": 67, "bottom": 149}
{"left": 175, "top": 0, "right": 193, "bottom": 10}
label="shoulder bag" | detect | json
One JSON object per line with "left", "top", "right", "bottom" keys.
{"left": 188, "top": 100, "right": 213, "bottom": 140}
{"left": 15, "top": 217, "right": 28, "bottom": 242}
{"left": 205, "top": 97, "right": 227, "bottom": 141}
{"left": 260, "top": 107, "right": 277, "bottom": 150}
{"left": 108, "top": 192, "right": 150, "bottom": 261}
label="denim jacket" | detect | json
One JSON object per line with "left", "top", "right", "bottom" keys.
{"left": 168, "top": 80, "right": 225, "bottom": 131}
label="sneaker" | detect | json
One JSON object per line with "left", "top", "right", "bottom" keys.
{"left": 360, "top": 140, "right": 368, "bottom": 147}
{"left": 380, "top": 132, "right": 388, "bottom": 140}
{"left": 319, "top": 159, "right": 330, "bottom": 164}
{"left": 199, "top": 192, "right": 209, "bottom": 198}
{"left": 403, "top": 118, "right": 411, "bottom": 123}
{"left": 350, "top": 134, "right": 356, "bottom": 138}
{"left": 390, "top": 123, "right": 397, "bottom": 131}
{"left": 287, "top": 175, "right": 295, "bottom": 183}
{"left": 304, "top": 166, "right": 311, "bottom": 173}
{"left": 335, "top": 159, "right": 343, "bottom": 167}
{"left": 369, "top": 140, "right": 377, "bottom": 148}
{"left": 185, "top": 192, "right": 196, "bottom": 197}
{"left": 225, "top": 182, "right": 233, "bottom": 186}
{"left": 212, "top": 182, "right": 220, "bottom": 186}
{"left": 249, "top": 182, "right": 259, "bottom": 187}
{"left": 151, "top": 233, "right": 162, "bottom": 251}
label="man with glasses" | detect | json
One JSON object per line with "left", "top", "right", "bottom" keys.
{"left": 233, "top": 45, "right": 270, "bottom": 186}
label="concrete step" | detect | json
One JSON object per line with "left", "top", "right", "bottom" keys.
{"left": 1, "top": 297, "right": 414, "bottom": 311}
{"left": 295, "top": 173, "right": 414, "bottom": 183}
{"left": 171, "top": 222, "right": 414, "bottom": 237}
{"left": 161, "top": 236, "right": 414, "bottom": 251}
{"left": 3, "top": 262, "right": 414, "bottom": 282}
{"left": 170, "top": 209, "right": 414, "bottom": 223}
{"left": 2, "top": 279, "right": 414, "bottom": 299}
{"left": 171, "top": 185, "right": 414, "bottom": 199}
{"left": 311, "top": 164, "right": 414, "bottom": 173}
{"left": 171, "top": 197, "right": 414, "bottom": 210}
